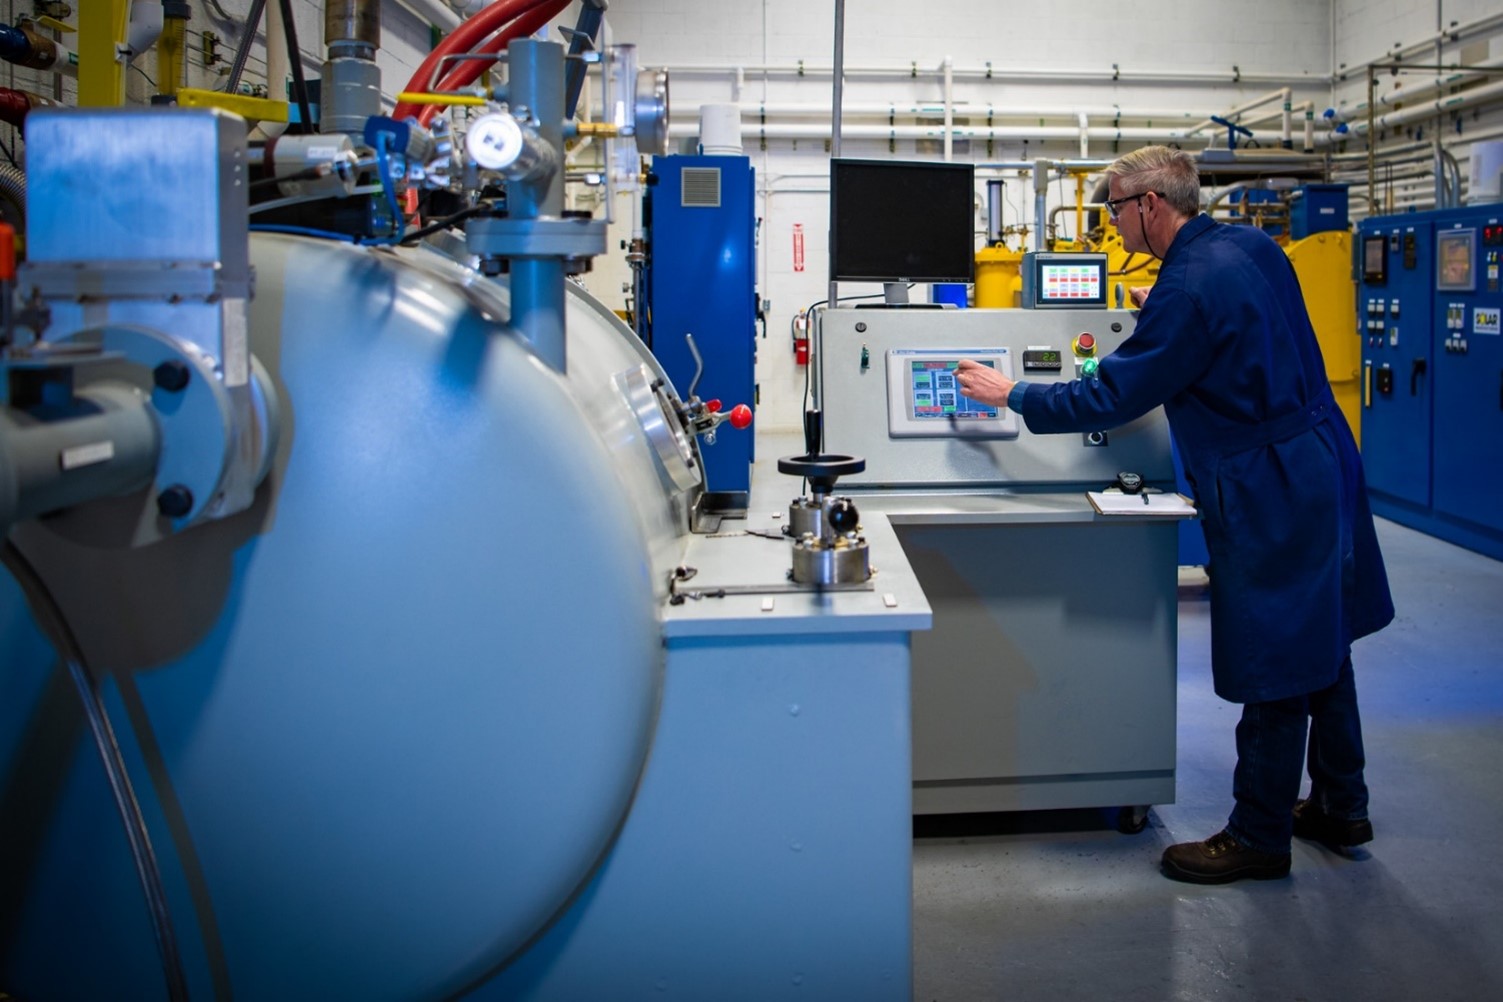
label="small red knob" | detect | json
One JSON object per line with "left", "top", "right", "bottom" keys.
{"left": 728, "top": 404, "right": 753, "bottom": 429}
{"left": 705, "top": 399, "right": 722, "bottom": 413}
{"left": 1077, "top": 332, "right": 1096, "bottom": 351}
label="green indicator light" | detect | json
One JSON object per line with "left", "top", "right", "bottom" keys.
{"left": 1081, "top": 357, "right": 1100, "bottom": 378}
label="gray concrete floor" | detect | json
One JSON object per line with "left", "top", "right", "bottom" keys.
{"left": 912, "top": 518, "right": 1503, "bottom": 1001}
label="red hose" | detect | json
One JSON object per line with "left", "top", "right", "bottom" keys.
{"left": 415, "top": 0, "right": 571, "bottom": 127}
{"left": 392, "top": 0, "right": 552, "bottom": 121}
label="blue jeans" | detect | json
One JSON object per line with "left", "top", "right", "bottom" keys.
{"left": 1226, "top": 656, "right": 1369, "bottom": 854}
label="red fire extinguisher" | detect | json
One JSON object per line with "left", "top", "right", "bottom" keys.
{"left": 793, "top": 310, "right": 810, "bottom": 366}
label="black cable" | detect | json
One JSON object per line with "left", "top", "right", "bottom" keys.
{"left": 797, "top": 288, "right": 892, "bottom": 476}
{"left": 398, "top": 204, "right": 491, "bottom": 245}
{"left": 799, "top": 296, "right": 828, "bottom": 432}
{"left": 0, "top": 133, "right": 17, "bottom": 167}
{"left": 203, "top": 0, "right": 238, "bottom": 24}
{"left": 276, "top": 0, "right": 314, "bottom": 135}
{"left": 249, "top": 165, "right": 327, "bottom": 191}
{"left": 223, "top": 0, "right": 266, "bottom": 95}
{"left": 0, "top": 540, "right": 190, "bottom": 1002}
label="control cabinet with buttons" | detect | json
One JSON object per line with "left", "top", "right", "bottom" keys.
{"left": 1357, "top": 205, "right": 1503, "bottom": 559}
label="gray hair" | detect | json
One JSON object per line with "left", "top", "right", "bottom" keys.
{"left": 1104, "top": 146, "right": 1202, "bottom": 217}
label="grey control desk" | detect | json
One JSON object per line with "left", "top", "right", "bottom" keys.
{"left": 815, "top": 307, "right": 1191, "bottom": 823}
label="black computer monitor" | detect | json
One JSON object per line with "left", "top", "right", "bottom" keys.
{"left": 829, "top": 159, "right": 976, "bottom": 285}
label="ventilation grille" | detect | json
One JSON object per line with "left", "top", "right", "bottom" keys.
{"left": 681, "top": 167, "right": 722, "bottom": 207}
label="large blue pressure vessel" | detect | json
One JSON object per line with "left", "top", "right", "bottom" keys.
{"left": 0, "top": 233, "right": 692, "bottom": 998}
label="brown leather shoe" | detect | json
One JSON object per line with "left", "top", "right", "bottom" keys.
{"left": 1293, "top": 798, "right": 1374, "bottom": 851}
{"left": 1161, "top": 829, "right": 1292, "bottom": 884}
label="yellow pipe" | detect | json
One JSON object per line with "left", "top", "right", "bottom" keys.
{"left": 79, "top": 0, "right": 129, "bottom": 106}
{"left": 396, "top": 91, "right": 488, "bottom": 107}
{"left": 1074, "top": 174, "right": 1085, "bottom": 247}
{"left": 157, "top": 13, "right": 187, "bottom": 99}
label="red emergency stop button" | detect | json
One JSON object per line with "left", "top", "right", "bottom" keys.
{"left": 1073, "top": 332, "right": 1097, "bottom": 357}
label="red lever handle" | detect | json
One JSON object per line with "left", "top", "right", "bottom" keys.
{"left": 728, "top": 404, "right": 753, "bottom": 430}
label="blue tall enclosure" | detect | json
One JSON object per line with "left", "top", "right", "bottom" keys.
{"left": 1357, "top": 202, "right": 1503, "bottom": 560}
{"left": 646, "top": 155, "right": 758, "bottom": 501}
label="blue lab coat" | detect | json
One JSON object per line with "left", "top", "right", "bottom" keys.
{"left": 1012, "top": 215, "right": 1394, "bottom": 703}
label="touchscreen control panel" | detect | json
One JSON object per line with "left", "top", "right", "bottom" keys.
{"left": 885, "top": 349, "right": 1022, "bottom": 439}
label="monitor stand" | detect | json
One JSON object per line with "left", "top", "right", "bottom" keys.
{"left": 854, "top": 282, "right": 944, "bottom": 309}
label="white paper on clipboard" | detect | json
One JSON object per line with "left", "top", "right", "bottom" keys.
{"left": 1086, "top": 491, "right": 1198, "bottom": 516}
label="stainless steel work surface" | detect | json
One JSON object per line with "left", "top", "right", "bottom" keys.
{"left": 661, "top": 509, "right": 932, "bottom": 638}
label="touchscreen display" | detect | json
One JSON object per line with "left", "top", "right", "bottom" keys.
{"left": 1038, "top": 262, "right": 1103, "bottom": 302}
{"left": 909, "top": 360, "right": 999, "bottom": 420}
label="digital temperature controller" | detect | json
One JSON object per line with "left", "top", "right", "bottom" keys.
{"left": 1022, "top": 348, "right": 1064, "bottom": 371}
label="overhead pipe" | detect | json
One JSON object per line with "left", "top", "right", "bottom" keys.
{"left": 1332, "top": 76, "right": 1503, "bottom": 140}
{"left": 667, "top": 121, "right": 1209, "bottom": 143}
{"left": 1184, "top": 87, "right": 1290, "bottom": 138}
{"left": 1338, "top": 9, "right": 1503, "bottom": 85}
{"left": 714, "top": 100, "right": 1215, "bottom": 121}
{"left": 392, "top": 0, "right": 461, "bottom": 31}
{"left": 664, "top": 60, "right": 1304, "bottom": 87}
{"left": 1330, "top": 139, "right": 1431, "bottom": 162}
{"left": 1326, "top": 57, "right": 1503, "bottom": 126}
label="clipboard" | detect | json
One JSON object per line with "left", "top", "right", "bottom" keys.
{"left": 1086, "top": 491, "right": 1198, "bottom": 516}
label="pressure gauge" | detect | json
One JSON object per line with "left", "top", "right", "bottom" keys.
{"left": 466, "top": 113, "right": 526, "bottom": 172}
{"left": 465, "top": 112, "right": 556, "bottom": 181}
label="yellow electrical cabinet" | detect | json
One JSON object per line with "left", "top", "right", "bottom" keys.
{"left": 1285, "top": 229, "right": 1361, "bottom": 447}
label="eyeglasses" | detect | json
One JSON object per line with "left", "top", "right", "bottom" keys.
{"left": 1103, "top": 191, "right": 1158, "bottom": 220}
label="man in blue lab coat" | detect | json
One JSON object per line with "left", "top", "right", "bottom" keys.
{"left": 955, "top": 145, "right": 1394, "bottom": 884}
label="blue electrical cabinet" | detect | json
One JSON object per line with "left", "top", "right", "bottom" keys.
{"left": 646, "top": 155, "right": 758, "bottom": 502}
{"left": 1290, "top": 183, "right": 1350, "bottom": 239}
{"left": 1359, "top": 216, "right": 1434, "bottom": 509}
{"left": 1357, "top": 203, "right": 1503, "bottom": 560}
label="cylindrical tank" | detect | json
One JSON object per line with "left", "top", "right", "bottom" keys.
{"left": 974, "top": 244, "right": 1023, "bottom": 308}
{"left": 0, "top": 233, "right": 693, "bottom": 998}
{"left": 698, "top": 102, "right": 743, "bottom": 155}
